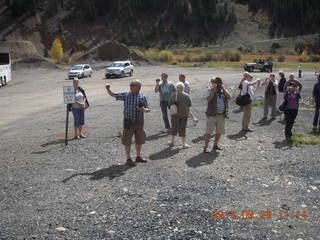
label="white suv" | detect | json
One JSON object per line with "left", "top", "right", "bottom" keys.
{"left": 105, "top": 61, "right": 134, "bottom": 78}
{"left": 68, "top": 64, "right": 93, "bottom": 79}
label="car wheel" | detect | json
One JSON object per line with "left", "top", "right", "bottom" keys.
{"left": 4, "top": 78, "right": 7, "bottom": 85}
{"left": 120, "top": 71, "right": 125, "bottom": 78}
{"left": 129, "top": 70, "right": 133, "bottom": 76}
{"left": 105, "top": 74, "right": 110, "bottom": 79}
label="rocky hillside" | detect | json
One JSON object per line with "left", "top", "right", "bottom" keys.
{"left": 0, "top": 0, "right": 319, "bottom": 63}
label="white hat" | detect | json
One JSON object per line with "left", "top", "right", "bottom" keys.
{"left": 278, "top": 70, "right": 284, "bottom": 74}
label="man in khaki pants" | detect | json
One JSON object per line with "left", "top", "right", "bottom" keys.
{"left": 240, "top": 72, "right": 260, "bottom": 132}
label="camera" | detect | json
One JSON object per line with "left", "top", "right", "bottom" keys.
{"left": 105, "top": 84, "right": 110, "bottom": 89}
{"left": 156, "top": 79, "right": 160, "bottom": 82}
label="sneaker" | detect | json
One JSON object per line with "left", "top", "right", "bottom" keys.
{"left": 203, "top": 147, "right": 210, "bottom": 153}
{"left": 126, "top": 159, "right": 136, "bottom": 166}
{"left": 242, "top": 129, "right": 253, "bottom": 132}
{"left": 135, "top": 156, "right": 147, "bottom": 163}
{"left": 168, "top": 141, "right": 175, "bottom": 147}
{"left": 213, "top": 145, "right": 223, "bottom": 150}
{"left": 182, "top": 143, "right": 190, "bottom": 149}
{"left": 80, "top": 135, "right": 86, "bottom": 138}
{"left": 74, "top": 136, "right": 80, "bottom": 139}
{"left": 162, "top": 128, "right": 171, "bottom": 133}
{"left": 261, "top": 117, "right": 267, "bottom": 120}
{"left": 193, "top": 118, "right": 199, "bottom": 126}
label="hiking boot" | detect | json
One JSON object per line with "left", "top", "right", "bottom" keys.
{"left": 213, "top": 145, "right": 223, "bottom": 151}
{"left": 126, "top": 159, "right": 136, "bottom": 166}
{"left": 135, "top": 156, "right": 147, "bottom": 163}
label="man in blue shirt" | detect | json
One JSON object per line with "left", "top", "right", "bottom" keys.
{"left": 154, "top": 73, "right": 176, "bottom": 132}
{"left": 106, "top": 79, "right": 150, "bottom": 166}
{"left": 312, "top": 74, "right": 320, "bottom": 132}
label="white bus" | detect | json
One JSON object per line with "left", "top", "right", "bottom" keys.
{"left": 0, "top": 50, "right": 11, "bottom": 87}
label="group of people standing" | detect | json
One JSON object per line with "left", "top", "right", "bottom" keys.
{"left": 69, "top": 69, "right": 320, "bottom": 166}
{"left": 238, "top": 70, "right": 304, "bottom": 141}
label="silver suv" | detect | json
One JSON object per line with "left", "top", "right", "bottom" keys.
{"left": 105, "top": 61, "right": 134, "bottom": 78}
{"left": 68, "top": 64, "right": 93, "bottom": 79}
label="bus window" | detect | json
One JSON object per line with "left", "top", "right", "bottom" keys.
{"left": 0, "top": 53, "right": 10, "bottom": 65}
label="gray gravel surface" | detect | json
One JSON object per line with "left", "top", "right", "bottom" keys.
{"left": 0, "top": 66, "right": 319, "bottom": 239}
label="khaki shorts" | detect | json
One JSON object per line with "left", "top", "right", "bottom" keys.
{"left": 122, "top": 119, "right": 146, "bottom": 145}
{"left": 205, "top": 115, "right": 225, "bottom": 135}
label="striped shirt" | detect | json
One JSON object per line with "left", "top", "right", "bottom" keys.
{"left": 116, "top": 92, "right": 149, "bottom": 121}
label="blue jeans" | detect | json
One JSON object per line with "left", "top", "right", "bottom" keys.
{"left": 160, "top": 101, "right": 170, "bottom": 129}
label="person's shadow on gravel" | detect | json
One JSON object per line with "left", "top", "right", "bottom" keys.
{"left": 186, "top": 151, "right": 219, "bottom": 168}
{"left": 273, "top": 140, "right": 292, "bottom": 150}
{"left": 149, "top": 147, "right": 180, "bottom": 160}
{"left": 191, "top": 134, "right": 214, "bottom": 144}
{"left": 253, "top": 118, "right": 275, "bottom": 126}
{"left": 146, "top": 132, "right": 170, "bottom": 141}
{"left": 227, "top": 131, "right": 248, "bottom": 141}
{"left": 62, "top": 164, "right": 134, "bottom": 182}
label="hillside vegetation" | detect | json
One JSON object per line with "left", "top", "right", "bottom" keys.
{"left": 1, "top": 0, "right": 320, "bottom": 64}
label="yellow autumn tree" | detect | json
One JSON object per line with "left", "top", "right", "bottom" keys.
{"left": 51, "top": 38, "right": 64, "bottom": 63}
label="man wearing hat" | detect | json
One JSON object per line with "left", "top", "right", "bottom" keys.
{"left": 203, "top": 77, "right": 231, "bottom": 152}
{"left": 106, "top": 79, "right": 150, "bottom": 166}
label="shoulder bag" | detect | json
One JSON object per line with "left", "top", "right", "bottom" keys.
{"left": 169, "top": 92, "right": 178, "bottom": 115}
{"left": 235, "top": 84, "right": 251, "bottom": 107}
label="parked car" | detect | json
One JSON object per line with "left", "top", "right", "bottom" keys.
{"left": 67, "top": 64, "right": 93, "bottom": 79}
{"left": 105, "top": 61, "right": 134, "bottom": 78}
{"left": 244, "top": 59, "right": 273, "bottom": 72}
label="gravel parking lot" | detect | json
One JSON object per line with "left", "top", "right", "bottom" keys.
{"left": 1, "top": 65, "right": 319, "bottom": 239}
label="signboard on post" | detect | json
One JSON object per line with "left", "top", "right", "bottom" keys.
{"left": 63, "top": 86, "right": 75, "bottom": 145}
{"left": 63, "top": 86, "right": 75, "bottom": 104}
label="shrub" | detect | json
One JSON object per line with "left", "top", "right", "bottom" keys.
{"left": 270, "top": 43, "right": 281, "bottom": 53}
{"left": 266, "top": 56, "right": 274, "bottom": 61}
{"left": 144, "top": 48, "right": 160, "bottom": 60}
{"left": 51, "top": 37, "right": 64, "bottom": 63}
{"left": 158, "top": 50, "right": 173, "bottom": 62}
{"left": 308, "top": 54, "right": 320, "bottom": 62}
{"left": 220, "top": 50, "right": 241, "bottom": 62}
{"left": 237, "top": 44, "right": 245, "bottom": 52}
{"left": 277, "top": 55, "right": 286, "bottom": 62}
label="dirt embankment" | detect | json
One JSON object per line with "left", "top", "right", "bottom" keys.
{"left": 0, "top": 40, "right": 60, "bottom": 69}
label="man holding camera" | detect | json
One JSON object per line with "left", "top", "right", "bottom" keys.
{"left": 106, "top": 79, "right": 150, "bottom": 166}
{"left": 154, "top": 73, "right": 176, "bottom": 132}
{"left": 203, "top": 77, "right": 231, "bottom": 152}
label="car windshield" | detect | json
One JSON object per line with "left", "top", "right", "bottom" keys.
{"left": 71, "top": 66, "right": 83, "bottom": 70}
{"left": 110, "top": 63, "right": 124, "bottom": 67}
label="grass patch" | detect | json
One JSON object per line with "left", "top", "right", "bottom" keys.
{"left": 131, "top": 46, "right": 320, "bottom": 70}
{"left": 292, "top": 133, "right": 320, "bottom": 146}
{"left": 252, "top": 99, "right": 264, "bottom": 107}
{"left": 300, "top": 102, "right": 315, "bottom": 108}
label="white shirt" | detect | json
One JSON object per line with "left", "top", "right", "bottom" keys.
{"left": 241, "top": 80, "right": 255, "bottom": 101}
{"left": 183, "top": 81, "right": 191, "bottom": 94}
